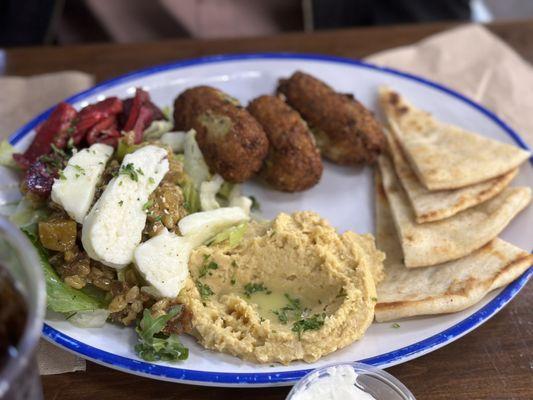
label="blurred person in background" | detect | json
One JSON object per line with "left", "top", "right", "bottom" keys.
{"left": 0, "top": 0, "right": 495, "bottom": 47}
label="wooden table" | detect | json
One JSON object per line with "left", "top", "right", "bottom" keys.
{"left": 5, "top": 19, "right": 532, "bottom": 400}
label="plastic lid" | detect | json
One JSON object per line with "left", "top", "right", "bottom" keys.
{"left": 286, "top": 362, "right": 416, "bottom": 400}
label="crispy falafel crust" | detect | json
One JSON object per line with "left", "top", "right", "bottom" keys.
{"left": 173, "top": 86, "right": 268, "bottom": 183}
{"left": 278, "top": 71, "right": 385, "bottom": 165}
{"left": 247, "top": 95, "right": 323, "bottom": 192}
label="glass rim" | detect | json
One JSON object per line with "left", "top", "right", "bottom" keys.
{"left": 0, "top": 217, "right": 45, "bottom": 394}
{"left": 286, "top": 361, "right": 416, "bottom": 400}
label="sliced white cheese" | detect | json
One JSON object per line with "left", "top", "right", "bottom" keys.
{"left": 200, "top": 174, "right": 224, "bottom": 211}
{"left": 160, "top": 131, "right": 187, "bottom": 152}
{"left": 178, "top": 206, "right": 249, "bottom": 246}
{"left": 81, "top": 145, "right": 169, "bottom": 269}
{"left": 51, "top": 143, "right": 113, "bottom": 223}
{"left": 134, "top": 228, "right": 192, "bottom": 298}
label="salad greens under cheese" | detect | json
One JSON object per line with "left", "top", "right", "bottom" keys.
{"left": 0, "top": 89, "right": 255, "bottom": 362}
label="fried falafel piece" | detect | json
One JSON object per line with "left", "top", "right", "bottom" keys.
{"left": 173, "top": 86, "right": 268, "bottom": 183}
{"left": 277, "top": 71, "right": 385, "bottom": 165}
{"left": 247, "top": 95, "right": 323, "bottom": 192}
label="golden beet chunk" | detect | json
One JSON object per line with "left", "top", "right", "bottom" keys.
{"left": 38, "top": 218, "right": 77, "bottom": 252}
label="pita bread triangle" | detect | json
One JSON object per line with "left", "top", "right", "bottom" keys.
{"left": 383, "top": 127, "right": 518, "bottom": 223}
{"left": 379, "top": 86, "right": 531, "bottom": 190}
{"left": 374, "top": 171, "right": 533, "bottom": 322}
{"left": 378, "top": 154, "right": 531, "bottom": 268}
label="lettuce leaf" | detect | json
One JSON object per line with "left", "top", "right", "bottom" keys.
{"left": 135, "top": 305, "right": 189, "bottom": 362}
{"left": 206, "top": 222, "right": 248, "bottom": 248}
{"left": 22, "top": 228, "right": 102, "bottom": 313}
{"left": 183, "top": 130, "right": 210, "bottom": 189}
{"left": 116, "top": 139, "right": 139, "bottom": 162}
{"left": 0, "top": 140, "right": 17, "bottom": 168}
{"left": 10, "top": 198, "right": 49, "bottom": 230}
{"left": 181, "top": 178, "right": 201, "bottom": 214}
{"left": 199, "top": 174, "right": 224, "bottom": 211}
{"left": 143, "top": 120, "right": 173, "bottom": 141}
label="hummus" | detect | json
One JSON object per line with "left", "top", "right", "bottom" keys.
{"left": 178, "top": 212, "right": 384, "bottom": 364}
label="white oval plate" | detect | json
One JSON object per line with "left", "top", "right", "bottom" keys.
{"left": 7, "top": 54, "right": 532, "bottom": 387}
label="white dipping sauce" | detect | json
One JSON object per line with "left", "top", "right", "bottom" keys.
{"left": 292, "top": 365, "right": 376, "bottom": 400}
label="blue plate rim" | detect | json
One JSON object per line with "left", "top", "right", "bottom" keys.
{"left": 9, "top": 52, "right": 532, "bottom": 386}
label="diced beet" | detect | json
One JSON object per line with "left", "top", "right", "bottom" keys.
{"left": 146, "top": 100, "right": 165, "bottom": 121}
{"left": 21, "top": 151, "right": 67, "bottom": 198}
{"left": 13, "top": 102, "right": 77, "bottom": 169}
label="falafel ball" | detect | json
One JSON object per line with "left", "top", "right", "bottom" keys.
{"left": 173, "top": 86, "right": 269, "bottom": 183}
{"left": 247, "top": 95, "right": 323, "bottom": 192}
{"left": 277, "top": 71, "right": 385, "bottom": 165}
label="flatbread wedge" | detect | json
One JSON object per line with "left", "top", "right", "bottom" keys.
{"left": 374, "top": 171, "right": 533, "bottom": 322}
{"left": 378, "top": 155, "right": 531, "bottom": 267}
{"left": 384, "top": 128, "right": 518, "bottom": 223}
{"left": 379, "top": 86, "right": 531, "bottom": 190}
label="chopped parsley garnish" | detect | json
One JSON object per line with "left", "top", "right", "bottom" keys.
{"left": 50, "top": 143, "right": 67, "bottom": 157}
{"left": 196, "top": 281, "right": 214, "bottom": 300}
{"left": 371, "top": 297, "right": 378, "bottom": 302}
{"left": 72, "top": 164, "right": 86, "bottom": 175}
{"left": 58, "top": 171, "right": 67, "bottom": 180}
{"left": 118, "top": 200, "right": 124, "bottom": 206}
{"left": 143, "top": 199, "right": 153, "bottom": 211}
{"left": 243, "top": 282, "right": 270, "bottom": 298}
{"left": 336, "top": 288, "right": 347, "bottom": 298}
{"left": 292, "top": 313, "right": 326, "bottom": 339}
{"left": 134, "top": 305, "right": 189, "bottom": 362}
{"left": 391, "top": 323, "right": 400, "bottom": 329}
{"left": 272, "top": 294, "right": 302, "bottom": 325}
{"left": 230, "top": 276, "right": 236, "bottom": 285}
{"left": 153, "top": 215, "right": 162, "bottom": 223}
{"left": 198, "top": 261, "right": 218, "bottom": 278}
{"left": 119, "top": 163, "right": 144, "bottom": 181}
{"left": 231, "top": 260, "right": 238, "bottom": 268}
{"left": 148, "top": 177, "right": 155, "bottom": 185}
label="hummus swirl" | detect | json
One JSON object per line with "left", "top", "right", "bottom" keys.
{"left": 178, "top": 211, "right": 384, "bottom": 364}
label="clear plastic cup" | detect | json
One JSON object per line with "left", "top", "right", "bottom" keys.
{"left": 0, "top": 217, "right": 45, "bottom": 400}
{"left": 286, "top": 362, "right": 416, "bottom": 400}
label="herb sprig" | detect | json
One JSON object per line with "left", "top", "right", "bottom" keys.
{"left": 134, "top": 306, "right": 189, "bottom": 362}
{"left": 272, "top": 294, "right": 302, "bottom": 325}
{"left": 291, "top": 313, "right": 326, "bottom": 339}
{"left": 243, "top": 282, "right": 271, "bottom": 298}
{"left": 120, "top": 163, "right": 144, "bottom": 182}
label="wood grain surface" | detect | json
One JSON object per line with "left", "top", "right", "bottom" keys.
{"left": 4, "top": 19, "right": 532, "bottom": 400}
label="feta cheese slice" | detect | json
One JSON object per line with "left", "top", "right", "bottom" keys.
{"left": 51, "top": 143, "right": 113, "bottom": 223}
{"left": 81, "top": 145, "right": 169, "bottom": 268}
{"left": 178, "top": 206, "right": 249, "bottom": 246}
{"left": 134, "top": 228, "right": 192, "bottom": 298}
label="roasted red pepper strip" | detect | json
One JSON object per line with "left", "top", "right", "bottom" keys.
{"left": 13, "top": 102, "right": 77, "bottom": 169}
{"left": 123, "top": 89, "right": 150, "bottom": 132}
{"left": 121, "top": 88, "right": 165, "bottom": 143}
{"left": 86, "top": 116, "right": 121, "bottom": 146}
{"left": 72, "top": 97, "right": 123, "bottom": 145}
{"left": 131, "top": 107, "right": 154, "bottom": 144}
